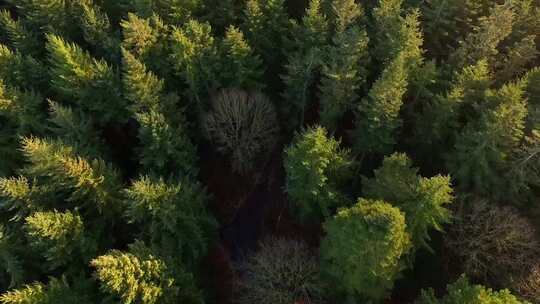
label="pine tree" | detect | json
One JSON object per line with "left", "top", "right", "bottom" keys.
{"left": 413, "top": 60, "right": 492, "bottom": 167}
{"left": 0, "top": 10, "right": 40, "bottom": 56}
{"left": 284, "top": 126, "right": 354, "bottom": 222}
{"left": 418, "top": 276, "right": 526, "bottom": 304}
{"left": 318, "top": 25, "right": 369, "bottom": 131}
{"left": 20, "top": 137, "right": 122, "bottom": 214}
{"left": 79, "top": 3, "right": 120, "bottom": 61}
{"left": 363, "top": 153, "right": 453, "bottom": 250}
{"left": 353, "top": 1, "right": 423, "bottom": 155}
{"left": 0, "top": 277, "right": 91, "bottom": 304}
{"left": 170, "top": 19, "right": 219, "bottom": 109}
{"left": 91, "top": 243, "right": 203, "bottom": 304}
{"left": 281, "top": 0, "right": 330, "bottom": 130}
{"left": 450, "top": 3, "right": 515, "bottom": 71}
{"left": 0, "top": 45, "right": 48, "bottom": 92}
{"left": 122, "top": 49, "right": 198, "bottom": 177}
{"left": 243, "top": 0, "right": 289, "bottom": 67}
{"left": 24, "top": 210, "right": 96, "bottom": 272}
{"left": 46, "top": 34, "right": 127, "bottom": 125}
{"left": 219, "top": 25, "right": 263, "bottom": 90}
{"left": 320, "top": 199, "right": 411, "bottom": 302}
{"left": 447, "top": 80, "right": 528, "bottom": 199}
{"left": 124, "top": 176, "right": 217, "bottom": 269}
{"left": 353, "top": 54, "right": 407, "bottom": 154}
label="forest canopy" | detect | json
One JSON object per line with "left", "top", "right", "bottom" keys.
{"left": 0, "top": 0, "right": 539, "bottom": 303}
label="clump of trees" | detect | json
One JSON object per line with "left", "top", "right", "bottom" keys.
{"left": 0, "top": 0, "right": 539, "bottom": 303}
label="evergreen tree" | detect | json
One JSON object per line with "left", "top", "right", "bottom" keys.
{"left": 46, "top": 34, "right": 127, "bottom": 125}
{"left": 24, "top": 210, "right": 96, "bottom": 272}
{"left": 0, "top": 277, "right": 91, "bottom": 304}
{"left": 320, "top": 199, "right": 411, "bottom": 302}
{"left": 353, "top": 54, "right": 407, "bottom": 154}
{"left": 170, "top": 19, "right": 219, "bottom": 109}
{"left": 0, "top": 10, "right": 40, "bottom": 56}
{"left": 219, "top": 25, "right": 263, "bottom": 90}
{"left": 450, "top": 3, "right": 515, "bottom": 71}
{"left": 281, "top": 0, "right": 330, "bottom": 130}
{"left": 124, "top": 176, "right": 217, "bottom": 269}
{"left": 284, "top": 126, "right": 354, "bottom": 222}
{"left": 20, "top": 137, "right": 122, "bottom": 214}
{"left": 318, "top": 25, "right": 369, "bottom": 131}
{"left": 363, "top": 153, "right": 453, "bottom": 250}
{"left": 122, "top": 49, "right": 198, "bottom": 177}
{"left": 242, "top": 0, "right": 289, "bottom": 67}
{"left": 91, "top": 243, "right": 203, "bottom": 304}
{"left": 447, "top": 80, "right": 528, "bottom": 199}
{"left": 417, "top": 276, "right": 526, "bottom": 304}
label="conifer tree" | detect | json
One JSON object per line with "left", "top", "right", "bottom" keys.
{"left": 24, "top": 210, "right": 96, "bottom": 272}
{"left": 284, "top": 126, "right": 354, "bottom": 222}
{"left": 20, "top": 137, "right": 122, "bottom": 214}
{"left": 417, "top": 276, "right": 526, "bottom": 304}
{"left": 353, "top": 54, "right": 407, "bottom": 154}
{"left": 0, "top": 226, "right": 24, "bottom": 289}
{"left": 243, "top": 0, "right": 289, "bottom": 67}
{"left": 124, "top": 176, "right": 217, "bottom": 269}
{"left": 320, "top": 199, "right": 411, "bottom": 302}
{"left": 318, "top": 25, "right": 369, "bottom": 131}
{"left": 0, "top": 10, "right": 40, "bottom": 56}
{"left": 413, "top": 60, "right": 492, "bottom": 167}
{"left": 122, "top": 49, "right": 198, "bottom": 177}
{"left": 281, "top": 0, "right": 330, "bottom": 130}
{"left": 450, "top": 3, "right": 515, "bottom": 71}
{"left": 46, "top": 34, "right": 127, "bottom": 125}
{"left": 0, "top": 45, "right": 48, "bottom": 92}
{"left": 219, "top": 25, "right": 263, "bottom": 90}
{"left": 170, "top": 19, "right": 219, "bottom": 109}
{"left": 447, "top": 80, "right": 528, "bottom": 199}
{"left": 0, "top": 277, "right": 91, "bottom": 304}
{"left": 363, "top": 153, "right": 453, "bottom": 250}
{"left": 120, "top": 13, "right": 169, "bottom": 73}
{"left": 79, "top": 3, "right": 120, "bottom": 61}
{"left": 91, "top": 243, "right": 203, "bottom": 304}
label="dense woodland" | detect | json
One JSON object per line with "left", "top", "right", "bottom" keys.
{"left": 0, "top": 0, "right": 539, "bottom": 303}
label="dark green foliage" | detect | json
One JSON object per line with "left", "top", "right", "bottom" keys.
{"left": 219, "top": 26, "right": 263, "bottom": 90}
{"left": 320, "top": 199, "right": 411, "bottom": 302}
{"left": 0, "top": 1, "right": 539, "bottom": 303}
{"left": 363, "top": 153, "right": 453, "bottom": 250}
{"left": 124, "top": 176, "right": 217, "bottom": 269}
{"left": 243, "top": 0, "right": 289, "bottom": 67}
{"left": 284, "top": 126, "right": 354, "bottom": 222}
{"left": 46, "top": 34, "right": 127, "bottom": 125}
{"left": 281, "top": 0, "right": 330, "bottom": 130}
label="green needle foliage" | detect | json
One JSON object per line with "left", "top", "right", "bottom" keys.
{"left": 362, "top": 153, "right": 453, "bottom": 250}
{"left": 284, "top": 126, "right": 354, "bottom": 223}
{"left": 124, "top": 176, "right": 217, "bottom": 269}
{"left": 91, "top": 244, "right": 202, "bottom": 304}
{"left": 320, "top": 199, "right": 411, "bottom": 302}
{"left": 0, "top": 1, "right": 538, "bottom": 303}
{"left": 417, "top": 276, "right": 527, "bottom": 304}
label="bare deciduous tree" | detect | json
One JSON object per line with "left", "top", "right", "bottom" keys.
{"left": 204, "top": 88, "right": 279, "bottom": 174}
{"left": 445, "top": 200, "right": 540, "bottom": 288}
{"left": 235, "top": 237, "right": 324, "bottom": 304}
